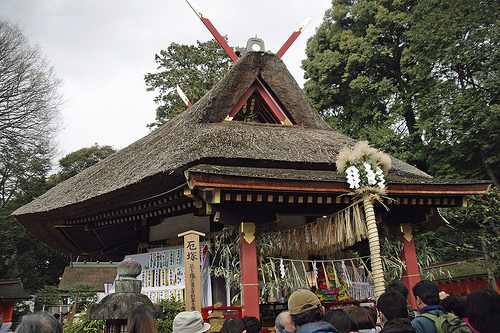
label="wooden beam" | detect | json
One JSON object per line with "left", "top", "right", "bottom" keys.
{"left": 186, "top": 0, "right": 239, "bottom": 62}
{"left": 187, "top": 171, "right": 491, "bottom": 195}
{"left": 276, "top": 17, "right": 313, "bottom": 58}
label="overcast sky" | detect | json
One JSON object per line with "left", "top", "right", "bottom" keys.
{"left": 1, "top": 0, "right": 331, "bottom": 163}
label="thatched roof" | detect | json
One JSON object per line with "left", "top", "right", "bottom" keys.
{"left": 13, "top": 52, "right": 431, "bottom": 217}
{"left": 12, "top": 52, "right": 490, "bottom": 259}
{"left": 0, "top": 279, "right": 32, "bottom": 301}
{"left": 58, "top": 263, "right": 118, "bottom": 292}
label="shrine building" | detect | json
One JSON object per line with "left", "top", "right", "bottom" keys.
{"left": 13, "top": 51, "right": 490, "bottom": 317}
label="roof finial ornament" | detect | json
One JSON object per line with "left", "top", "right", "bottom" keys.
{"left": 186, "top": 0, "right": 313, "bottom": 59}
{"left": 186, "top": 0, "right": 239, "bottom": 61}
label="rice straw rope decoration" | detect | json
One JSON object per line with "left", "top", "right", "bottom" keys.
{"left": 336, "top": 141, "right": 391, "bottom": 298}
{"left": 313, "top": 260, "right": 318, "bottom": 289}
{"left": 262, "top": 199, "right": 367, "bottom": 257}
{"left": 341, "top": 260, "right": 352, "bottom": 289}
{"left": 291, "top": 261, "right": 302, "bottom": 290}
{"left": 358, "top": 257, "right": 373, "bottom": 285}
{"left": 301, "top": 261, "right": 310, "bottom": 287}
{"left": 322, "top": 261, "right": 332, "bottom": 289}
{"left": 331, "top": 261, "right": 340, "bottom": 288}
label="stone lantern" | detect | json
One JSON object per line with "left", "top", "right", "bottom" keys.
{"left": 88, "top": 258, "right": 162, "bottom": 333}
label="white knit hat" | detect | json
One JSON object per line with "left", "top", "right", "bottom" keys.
{"left": 173, "top": 311, "right": 211, "bottom": 333}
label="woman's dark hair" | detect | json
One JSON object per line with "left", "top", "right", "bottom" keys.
{"left": 222, "top": 317, "right": 245, "bottom": 333}
{"left": 290, "top": 306, "right": 323, "bottom": 326}
{"left": 127, "top": 306, "right": 158, "bottom": 333}
{"left": 324, "top": 310, "right": 357, "bottom": 333}
{"left": 15, "top": 312, "right": 62, "bottom": 333}
{"left": 351, "top": 307, "right": 375, "bottom": 329}
{"left": 367, "top": 307, "right": 377, "bottom": 324}
{"left": 440, "top": 293, "right": 466, "bottom": 318}
{"left": 466, "top": 288, "right": 500, "bottom": 333}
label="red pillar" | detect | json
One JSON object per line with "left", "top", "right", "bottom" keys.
{"left": 240, "top": 222, "right": 260, "bottom": 318}
{"left": 400, "top": 223, "right": 420, "bottom": 310}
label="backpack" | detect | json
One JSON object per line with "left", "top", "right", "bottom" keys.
{"left": 419, "top": 311, "right": 472, "bottom": 333}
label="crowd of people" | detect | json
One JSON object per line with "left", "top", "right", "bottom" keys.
{"left": 273, "top": 282, "right": 500, "bottom": 333}
{"left": 13, "top": 281, "right": 500, "bottom": 333}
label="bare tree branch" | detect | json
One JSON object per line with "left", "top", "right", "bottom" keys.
{"left": 0, "top": 20, "right": 62, "bottom": 207}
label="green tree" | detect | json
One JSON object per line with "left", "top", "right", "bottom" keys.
{"left": 34, "top": 285, "right": 62, "bottom": 311}
{"left": 303, "top": 0, "right": 422, "bottom": 166}
{"left": 402, "top": 0, "right": 500, "bottom": 283}
{"left": 0, "top": 144, "right": 117, "bottom": 293}
{"left": 156, "top": 298, "right": 185, "bottom": 333}
{"left": 302, "top": 0, "right": 500, "bottom": 182}
{"left": 438, "top": 187, "right": 500, "bottom": 291}
{"left": 404, "top": 0, "right": 500, "bottom": 184}
{"left": 62, "top": 309, "right": 104, "bottom": 333}
{"left": 144, "top": 39, "right": 230, "bottom": 128}
{"left": 303, "top": 0, "right": 500, "bottom": 284}
{"left": 0, "top": 179, "right": 69, "bottom": 293}
{"left": 68, "top": 282, "right": 98, "bottom": 312}
{"left": 47, "top": 143, "right": 116, "bottom": 185}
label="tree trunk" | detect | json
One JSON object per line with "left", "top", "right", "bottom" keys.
{"left": 480, "top": 227, "right": 498, "bottom": 292}
{"left": 479, "top": 150, "right": 499, "bottom": 187}
{"left": 363, "top": 196, "right": 385, "bottom": 298}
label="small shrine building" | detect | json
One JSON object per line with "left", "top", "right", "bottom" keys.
{"left": 0, "top": 279, "right": 32, "bottom": 331}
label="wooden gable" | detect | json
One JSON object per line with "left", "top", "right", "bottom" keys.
{"left": 227, "top": 78, "right": 294, "bottom": 125}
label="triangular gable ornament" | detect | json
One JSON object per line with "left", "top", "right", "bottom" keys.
{"left": 226, "top": 78, "right": 294, "bottom": 125}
